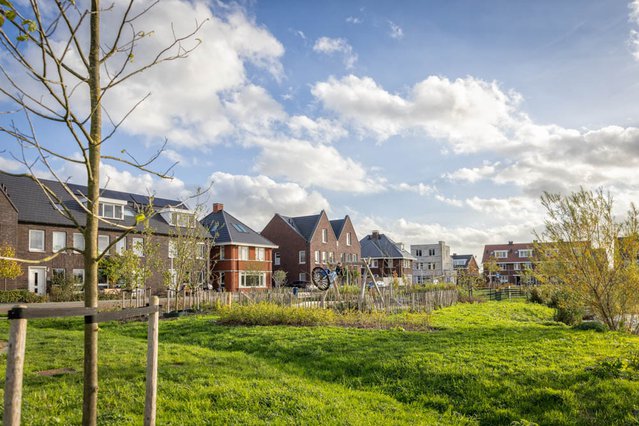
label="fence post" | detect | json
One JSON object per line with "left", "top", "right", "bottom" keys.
{"left": 144, "top": 296, "right": 160, "bottom": 426}
{"left": 4, "top": 305, "right": 28, "bottom": 426}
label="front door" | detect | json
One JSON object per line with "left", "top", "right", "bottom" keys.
{"left": 28, "top": 267, "right": 47, "bottom": 296}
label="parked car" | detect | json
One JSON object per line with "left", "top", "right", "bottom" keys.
{"left": 286, "top": 280, "right": 309, "bottom": 289}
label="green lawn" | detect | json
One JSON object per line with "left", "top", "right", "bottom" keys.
{"left": 0, "top": 301, "right": 638, "bottom": 425}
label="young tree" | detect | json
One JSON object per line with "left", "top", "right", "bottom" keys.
{"left": 483, "top": 256, "right": 500, "bottom": 287}
{"left": 0, "top": 2, "right": 203, "bottom": 423}
{"left": 0, "top": 244, "right": 22, "bottom": 290}
{"left": 533, "top": 188, "right": 639, "bottom": 331}
{"left": 272, "top": 270, "right": 287, "bottom": 288}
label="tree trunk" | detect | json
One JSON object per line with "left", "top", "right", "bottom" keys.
{"left": 83, "top": 1, "right": 101, "bottom": 424}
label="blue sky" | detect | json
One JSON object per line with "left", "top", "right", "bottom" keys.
{"left": 2, "top": 0, "right": 639, "bottom": 258}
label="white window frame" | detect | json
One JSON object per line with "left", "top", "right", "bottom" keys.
{"left": 274, "top": 252, "right": 281, "bottom": 266}
{"left": 321, "top": 251, "right": 327, "bottom": 263}
{"left": 370, "top": 259, "right": 378, "bottom": 268}
{"left": 329, "top": 252, "right": 334, "bottom": 263}
{"left": 115, "top": 238, "right": 126, "bottom": 255}
{"left": 256, "top": 247, "right": 265, "bottom": 261}
{"left": 99, "top": 202, "right": 124, "bottom": 220}
{"left": 322, "top": 228, "right": 328, "bottom": 243}
{"left": 168, "top": 240, "right": 177, "bottom": 259}
{"left": 299, "top": 272, "right": 306, "bottom": 281}
{"left": 346, "top": 232, "right": 352, "bottom": 246}
{"left": 299, "top": 250, "right": 306, "bottom": 264}
{"left": 494, "top": 250, "right": 508, "bottom": 259}
{"left": 73, "top": 233, "right": 85, "bottom": 252}
{"left": 219, "top": 246, "right": 225, "bottom": 260}
{"left": 98, "top": 235, "right": 110, "bottom": 255}
{"left": 239, "top": 246, "right": 249, "bottom": 261}
{"left": 72, "top": 269, "right": 85, "bottom": 289}
{"left": 414, "top": 249, "right": 422, "bottom": 257}
{"left": 197, "top": 242, "right": 206, "bottom": 260}
{"left": 314, "top": 250, "right": 319, "bottom": 264}
{"left": 519, "top": 249, "right": 533, "bottom": 258}
{"left": 428, "top": 248, "right": 436, "bottom": 256}
{"left": 353, "top": 254, "right": 358, "bottom": 263}
{"left": 52, "top": 231, "right": 66, "bottom": 253}
{"left": 28, "top": 229, "right": 45, "bottom": 252}
{"left": 427, "top": 262, "right": 436, "bottom": 270}
{"left": 132, "top": 237, "right": 144, "bottom": 257}
{"left": 239, "top": 272, "right": 266, "bottom": 288}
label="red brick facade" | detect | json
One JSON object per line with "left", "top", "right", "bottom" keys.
{"left": 211, "top": 244, "right": 274, "bottom": 292}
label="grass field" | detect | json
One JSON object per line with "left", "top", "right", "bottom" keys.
{"left": 0, "top": 301, "right": 638, "bottom": 425}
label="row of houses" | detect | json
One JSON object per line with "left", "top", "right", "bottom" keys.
{"left": 0, "top": 174, "right": 525, "bottom": 294}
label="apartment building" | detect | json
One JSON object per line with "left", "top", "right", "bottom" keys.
{"left": 411, "top": 241, "right": 455, "bottom": 284}
{"left": 482, "top": 241, "right": 535, "bottom": 285}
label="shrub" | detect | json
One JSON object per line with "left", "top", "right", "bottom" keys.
{"left": 49, "top": 275, "right": 83, "bottom": 302}
{"left": 573, "top": 321, "right": 608, "bottom": 332}
{"left": 0, "top": 290, "right": 46, "bottom": 303}
{"left": 590, "top": 357, "right": 624, "bottom": 379}
{"left": 527, "top": 286, "right": 553, "bottom": 305}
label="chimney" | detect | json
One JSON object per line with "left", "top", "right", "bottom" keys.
{"left": 213, "top": 203, "right": 224, "bottom": 213}
{"left": 372, "top": 230, "right": 380, "bottom": 240}
{"left": 508, "top": 241, "right": 513, "bottom": 245}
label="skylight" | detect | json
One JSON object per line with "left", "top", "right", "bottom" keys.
{"left": 232, "top": 223, "right": 248, "bottom": 233}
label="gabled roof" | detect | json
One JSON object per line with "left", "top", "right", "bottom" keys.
{"left": 200, "top": 209, "right": 277, "bottom": 248}
{"left": 278, "top": 211, "right": 325, "bottom": 242}
{"left": 330, "top": 218, "right": 346, "bottom": 238}
{"left": 452, "top": 254, "right": 474, "bottom": 267}
{"left": 0, "top": 173, "right": 205, "bottom": 236}
{"left": 360, "top": 233, "right": 416, "bottom": 260}
{"left": 482, "top": 242, "right": 533, "bottom": 263}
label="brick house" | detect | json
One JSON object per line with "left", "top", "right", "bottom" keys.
{"left": 482, "top": 241, "right": 535, "bottom": 285}
{"left": 360, "top": 231, "right": 415, "bottom": 285}
{"left": 0, "top": 174, "right": 210, "bottom": 295}
{"left": 200, "top": 203, "right": 277, "bottom": 292}
{"left": 452, "top": 254, "right": 480, "bottom": 275}
{"left": 260, "top": 211, "right": 361, "bottom": 284}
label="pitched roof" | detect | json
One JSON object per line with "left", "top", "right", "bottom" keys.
{"left": 277, "top": 212, "right": 324, "bottom": 241}
{"left": 452, "top": 254, "right": 474, "bottom": 267}
{"left": 0, "top": 173, "right": 206, "bottom": 236}
{"left": 360, "top": 233, "right": 416, "bottom": 260}
{"left": 482, "top": 242, "right": 533, "bottom": 263}
{"left": 200, "top": 209, "right": 277, "bottom": 248}
{"left": 329, "top": 218, "right": 346, "bottom": 238}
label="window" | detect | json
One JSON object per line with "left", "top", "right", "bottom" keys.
{"left": 346, "top": 232, "right": 352, "bottom": 246}
{"left": 197, "top": 243, "right": 206, "bottom": 259}
{"left": 428, "top": 248, "right": 436, "bottom": 256}
{"left": 453, "top": 259, "right": 466, "bottom": 267}
{"left": 98, "top": 235, "right": 109, "bottom": 255}
{"left": 99, "top": 202, "right": 124, "bottom": 220}
{"left": 299, "top": 250, "right": 306, "bottom": 264}
{"left": 115, "top": 238, "right": 126, "bottom": 255}
{"left": 322, "top": 228, "right": 328, "bottom": 243}
{"left": 340, "top": 253, "right": 345, "bottom": 262}
{"left": 239, "top": 246, "right": 249, "bottom": 260}
{"left": 299, "top": 272, "right": 306, "bottom": 281}
{"left": 219, "top": 246, "right": 225, "bottom": 260}
{"left": 240, "top": 272, "right": 266, "bottom": 288}
{"left": 52, "top": 268, "right": 65, "bottom": 282}
{"left": 256, "top": 247, "right": 265, "bottom": 261}
{"left": 28, "top": 230, "right": 45, "bottom": 252}
{"left": 132, "top": 237, "right": 143, "bottom": 257}
{"left": 232, "top": 223, "right": 249, "bottom": 233}
{"left": 314, "top": 250, "right": 319, "bottom": 263}
{"left": 513, "top": 263, "right": 521, "bottom": 271}
{"left": 353, "top": 254, "right": 358, "bottom": 263}
{"left": 171, "top": 212, "right": 195, "bottom": 228}
{"left": 519, "top": 249, "right": 533, "bottom": 258}
{"left": 168, "top": 241, "right": 177, "bottom": 259}
{"left": 403, "top": 260, "right": 411, "bottom": 268}
{"left": 370, "top": 259, "right": 378, "bottom": 268}
{"left": 494, "top": 250, "right": 508, "bottom": 258}
{"left": 329, "top": 252, "right": 334, "bottom": 263}
{"left": 52, "top": 231, "right": 66, "bottom": 252}
{"left": 414, "top": 249, "right": 422, "bottom": 257}
{"left": 347, "top": 253, "right": 352, "bottom": 263}
{"left": 274, "top": 252, "right": 281, "bottom": 266}
{"left": 426, "top": 262, "right": 436, "bottom": 270}
{"left": 72, "top": 269, "right": 85, "bottom": 290}
{"left": 98, "top": 268, "right": 109, "bottom": 288}
{"left": 321, "top": 251, "right": 327, "bottom": 263}
{"left": 497, "top": 263, "right": 508, "bottom": 270}
{"left": 72, "top": 233, "right": 85, "bottom": 252}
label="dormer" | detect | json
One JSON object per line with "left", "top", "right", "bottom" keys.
{"left": 98, "top": 197, "right": 127, "bottom": 220}
{"left": 159, "top": 206, "right": 196, "bottom": 228}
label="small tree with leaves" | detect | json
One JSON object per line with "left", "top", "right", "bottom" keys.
{"left": 272, "top": 270, "right": 287, "bottom": 288}
{"left": 0, "top": 245, "right": 22, "bottom": 290}
{"left": 483, "top": 256, "right": 500, "bottom": 287}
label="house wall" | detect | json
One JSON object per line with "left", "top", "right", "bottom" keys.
{"left": 307, "top": 213, "right": 339, "bottom": 276}
{"left": 0, "top": 190, "right": 18, "bottom": 247}
{"left": 412, "top": 241, "right": 455, "bottom": 284}
{"left": 335, "top": 217, "right": 362, "bottom": 267}
{"left": 210, "top": 244, "right": 273, "bottom": 292}
{"left": 261, "top": 216, "right": 308, "bottom": 283}
{"left": 9, "top": 223, "right": 193, "bottom": 293}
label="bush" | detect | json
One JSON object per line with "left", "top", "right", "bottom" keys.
{"left": 573, "top": 321, "right": 608, "bottom": 332}
{"left": 457, "top": 292, "right": 485, "bottom": 304}
{"left": 216, "top": 303, "right": 431, "bottom": 330}
{"left": 554, "top": 303, "right": 584, "bottom": 326}
{"left": 49, "top": 275, "right": 83, "bottom": 302}
{"left": 0, "top": 290, "right": 46, "bottom": 303}
{"left": 527, "top": 286, "right": 553, "bottom": 305}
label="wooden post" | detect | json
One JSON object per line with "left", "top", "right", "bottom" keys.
{"left": 144, "top": 296, "right": 160, "bottom": 426}
{"left": 4, "top": 305, "right": 28, "bottom": 426}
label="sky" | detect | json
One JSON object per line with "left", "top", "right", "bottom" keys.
{"left": 2, "top": 0, "right": 639, "bottom": 260}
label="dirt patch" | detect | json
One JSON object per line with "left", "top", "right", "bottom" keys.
{"left": 37, "top": 368, "right": 77, "bottom": 377}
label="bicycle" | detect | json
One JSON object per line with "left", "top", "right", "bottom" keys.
{"left": 311, "top": 265, "right": 339, "bottom": 291}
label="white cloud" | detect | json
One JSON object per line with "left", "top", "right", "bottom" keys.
{"left": 346, "top": 16, "right": 362, "bottom": 24}
{"left": 444, "top": 162, "right": 501, "bottom": 183}
{"left": 208, "top": 172, "right": 330, "bottom": 230}
{"left": 251, "top": 137, "right": 384, "bottom": 193}
{"left": 287, "top": 115, "right": 348, "bottom": 143}
{"left": 311, "top": 74, "right": 522, "bottom": 152}
{"left": 313, "top": 37, "right": 358, "bottom": 69}
{"left": 388, "top": 21, "right": 404, "bottom": 39}
{"left": 629, "top": 1, "right": 639, "bottom": 60}
{"left": 0, "top": 156, "right": 22, "bottom": 172}
{"left": 395, "top": 182, "right": 435, "bottom": 196}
